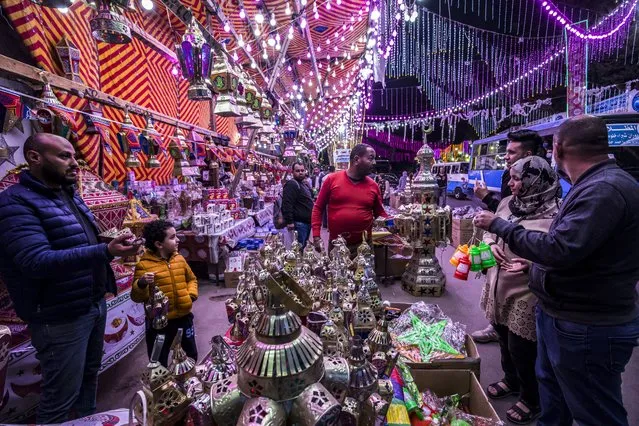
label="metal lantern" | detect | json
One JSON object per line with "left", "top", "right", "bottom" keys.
{"left": 140, "top": 115, "right": 162, "bottom": 168}
{"left": 117, "top": 109, "right": 141, "bottom": 168}
{"left": 211, "top": 53, "right": 240, "bottom": 117}
{"left": 169, "top": 127, "right": 193, "bottom": 177}
{"left": 176, "top": 16, "right": 213, "bottom": 101}
{"left": 55, "top": 37, "right": 82, "bottom": 83}
{"left": 32, "top": 0, "right": 72, "bottom": 8}
{"left": 235, "top": 73, "right": 255, "bottom": 127}
{"left": 90, "top": 0, "right": 132, "bottom": 44}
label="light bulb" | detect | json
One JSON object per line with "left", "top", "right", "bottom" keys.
{"left": 251, "top": 61, "right": 257, "bottom": 69}
{"left": 285, "top": 2, "right": 292, "bottom": 15}
{"left": 233, "top": 52, "right": 239, "bottom": 61}
{"left": 246, "top": 44, "right": 252, "bottom": 52}
{"left": 239, "top": 8, "right": 246, "bottom": 18}
{"left": 141, "top": 0, "right": 153, "bottom": 11}
{"left": 371, "top": 7, "right": 380, "bottom": 20}
{"left": 298, "top": 59, "right": 302, "bottom": 65}
{"left": 255, "top": 27, "right": 261, "bottom": 36}
{"left": 255, "top": 12, "right": 264, "bottom": 24}
{"left": 270, "top": 14, "right": 276, "bottom": 26}
{"left": 263, "top": 51, "right": 268, "bottom": 59}
{"left": 224, "top": 22, "right": 231, "bottom": 32}
{"left": 276, "top": 43, "right": 281, "bottom": 51}
{"left": 288, "top": 65, "right": 292, "bottom": 71}
{"left": 326, "top": 1, "right": 331, "bottom": 9}
{"left": 288, "top": 31, "right": 294, "bottom": 39}
{"left": 238, "top": 36, "right": 245, "bottom": 47}
{"left": 268, "top": 37, "right": 276, "bottom": 47}
{"left": 301, "top": 0, "right": 307, "bottom": 5}
{"left": 59, "top": 6, "right": 69, "bottom": 12}
{"left": 300, "top": 17, "right": 307, "bottom": 28}
{"left": 314, "top": 11, "right": 319, "bottom": 19}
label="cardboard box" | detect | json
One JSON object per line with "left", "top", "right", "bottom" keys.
{"left": 411, "top": 369, "right": 500, "bottom": 422}
{"left": 452, "top": 218, "right": 483, "bottom": 248}
{"left": 392, "top": 303, "right": 481, "bottom": 379}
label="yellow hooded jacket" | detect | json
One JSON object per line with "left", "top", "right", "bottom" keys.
{"left": 131, "top": 250, "right": 198, "bottom": 320}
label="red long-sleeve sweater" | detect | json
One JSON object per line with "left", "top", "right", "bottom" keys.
{"left": 312, "top": 171, "right": 388, "bottom": 245}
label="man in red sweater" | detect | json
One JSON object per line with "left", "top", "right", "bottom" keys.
{"left": 312, "top": 144, "right": 387, "bottom": 252}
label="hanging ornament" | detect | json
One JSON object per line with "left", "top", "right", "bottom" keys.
{"left": 211, "top": 53, "right": 241, "bottom": 117}
{"left": 449, "top": 244, "right": 469, "bottom": 267}
{"left": 468, "top": 245, "right": 483, "bottom": 272}
{"left": 0, "top": 134, "right": 19, "bottom": 168}
{"left": 478, "top": 242, "right": 497, "bottom": 269}
{"left": 453, "top": 253, "right": 471, "bottom": 281}
{"left": 176, "top": 16, "right": 213, "bottom": 101}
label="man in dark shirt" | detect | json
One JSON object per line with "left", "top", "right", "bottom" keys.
{"left": 282, "top": 161, "right": 314, "bottom": 247}
{"left": 472, "top": 130, "right": 543, "bottom": 344}
{"left": 0, "top": 133, "right": 140, "bottom": 423}
{"left": 474, "top": 115, "right": 639, "bottom": 426}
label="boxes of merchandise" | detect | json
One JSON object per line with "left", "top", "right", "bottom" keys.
{"left": 224, "top": 250, "right": 249, "bottom": 288}
{"left": 390, "top": 302, "right": 481, "bottom": 379}
{"left": 451, "top": 206, "right": 484, "bottom": 248}
{"left": 373, "top": 243, "right": 411, "bottom": 278}
{"left": 411, "top": 369, "right": 500, "bottom": 422}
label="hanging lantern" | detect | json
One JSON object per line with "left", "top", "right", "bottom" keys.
{"left": 55, "top": 37, "right": 82, "bottom": 83}
{"left": 176, "top": 16, "right": 213, "bottom": 101}
{"left": 117, "top": 109, "right": 140, "bottom": 168}
{"left": 140, "top": 115, "right": 162, "bottom": 168}
{"left": 453, "top": 253, "right": 471, "bottom": 281}
{"left": 234, "top": 73, "right": 256, "bottom": 127}
{"left": 478, "top": 242, "right": 497, "bottom": 269}
{"left": 468, "top": 245, "right": 483, "bottom": 272}
{"left": 449, "top": 244, "right": 469, "bottom": 267}
{"left": 90, "top": 0, "right": 132, "bottom": 44}
{"left": 211, "top": 53, "right": 240, "bottom": 117}
{"left": 260, "top": 96, "right": 274, "bottom": 134}
{"left": 169, "top": 126, "right": 191, "bottom": 177}
{"left": 31, "top": 0, "right": 72, "bottom": 9}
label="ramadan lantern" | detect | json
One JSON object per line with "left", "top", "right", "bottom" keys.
{"left": 211, "top": 53, "right": 240, "bottom": 117}
{"left": 90, "top": 0, "right": 132, "bottom": 44}
{"left": 176, "top": 16, "right": 213, "bottom": 101}
{"left": 55, "top": 37, "right": 82, "bottom": 83}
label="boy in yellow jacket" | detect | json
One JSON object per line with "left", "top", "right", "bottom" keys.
{"left": 132, "top": 220, "right": 198, "bottom": 366}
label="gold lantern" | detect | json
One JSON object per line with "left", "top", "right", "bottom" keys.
{"left": 117, "top": 109, "right": 141, "bottom": 168}
{"left": 55, "top": 37, "right": 82, "bottom": 83}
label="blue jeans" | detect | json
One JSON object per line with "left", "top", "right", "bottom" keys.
{"left": 29, "top": 298, "right": 107, "bottom": 424}
{"left": 536, "top": 308, "right": 639, "bottom": 426}
{"left": 294, "top": 221, "right": 311, "bottom": 248}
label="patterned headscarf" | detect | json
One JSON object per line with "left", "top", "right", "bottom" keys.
{"left": 508, "top": 156, "right": 562, "bottom": 220}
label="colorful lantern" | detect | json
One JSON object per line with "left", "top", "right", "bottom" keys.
{"left": 90, "top": 0, "right": 132, "bottom": 44}
{"left": 234, "top": 73, "right": 256, "bottom": 127}
{"left": 55, "top": 37, "right": 82, "bottom": 83}
{"left": 176, "top": 16, "right": 213, "bottom": 101}
{"left": 478, "top": 242, "right": 497, "bottom": 269}
{"left": 139, "top": 115, "right": 162, "bottom": 168}
{"left": 449, "top": 244, "right": 469, "bottom": 267}
{"left": 453, "top": 253, "right": 471, "bottom": 280}
{"left": 211, "top": 53, "right": 240, "bottom": 117}
{"left": 468, "top": 245, "right": 483, "bottom": 272}
{"left": 117, "top": 109, "right": 140, "bottom": 168}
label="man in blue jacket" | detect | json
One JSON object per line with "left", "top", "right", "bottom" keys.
{"left": 0, "top": 133, "right": 140, "bottom": 423}
{"left": 474, "top": 115, "right": 639, "bottom": 426}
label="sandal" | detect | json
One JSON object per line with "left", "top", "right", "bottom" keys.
{"left": 506, "top": 400, "right": 541, "bottom": 425}
{"left": 486, "top": 381, "right": 519, "bottom": 400}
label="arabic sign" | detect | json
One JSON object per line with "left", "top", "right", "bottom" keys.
{"left": 334, "top": 149, "right": 350, "bottom": 163}
{"left": 607, "top": 123, "right": 639, "bottom": 147}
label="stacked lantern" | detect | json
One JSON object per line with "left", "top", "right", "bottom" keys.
{"left": 176, "top": 16, "right": 213, "bottom": 101}
{"left": 450, "top": 241, "right": 497, "bottom": 281}
{"left": 393, "top": 144, "right": 452, "bottom": 297}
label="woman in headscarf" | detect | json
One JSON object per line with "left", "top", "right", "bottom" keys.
{"left": 480, "top": 156, "right": 562, "bottom": 424}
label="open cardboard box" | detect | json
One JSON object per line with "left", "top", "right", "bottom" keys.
{"left": 412, "top": 369, "right": 500, "bottom": 422}
{"left": 391, "top": 303, "right": 481, "bottom": 379}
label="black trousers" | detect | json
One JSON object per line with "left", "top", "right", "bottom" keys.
{"left": 493, "top": 323, "right": 539, "bottom": 406}
{"left": 145, "top": 313, "right": 198, "bottom": 367}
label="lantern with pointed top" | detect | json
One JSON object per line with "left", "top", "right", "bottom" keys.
{"left": 117, "top": 109, "right": 140, "bottom": 168}
{"left": 55, "top": 37, "right": 82, "bottom": 83}
{"left": 140, "top": 115, "right": 162, "bottom": 168}
{"left": 31, "top": 0, "right": 72, "bottom": 9}
{"left": 176, "top": 16, "right": 213, "bottom": 101}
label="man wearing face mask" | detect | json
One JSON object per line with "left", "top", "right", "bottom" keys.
{"left": 472, "top": 130, "right": 543, "bottom": 344}
{"left": 474, "top": 115, "right": 639, "bottom": 426}
{"left": 0, "top": 133, "right": 141, "bottom": 423}
{"left": 311, "top": 143, "right": 388, "bottom": 253}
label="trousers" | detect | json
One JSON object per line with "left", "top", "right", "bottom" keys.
{"left": 493, "top": 323, "right": 539, "bottom": 406}
{"left": 536, "top": 308, "right": 639, "bottom": 426}
{"left": 29, "top": 298, "right": 107, "bottom": 424}
{"left": 145, "top": 312, "right": 198, "bottom": 366}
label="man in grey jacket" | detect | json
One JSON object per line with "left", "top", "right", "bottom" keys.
{"left": 474, "top": 115, "right": 639, "bottom": 426}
